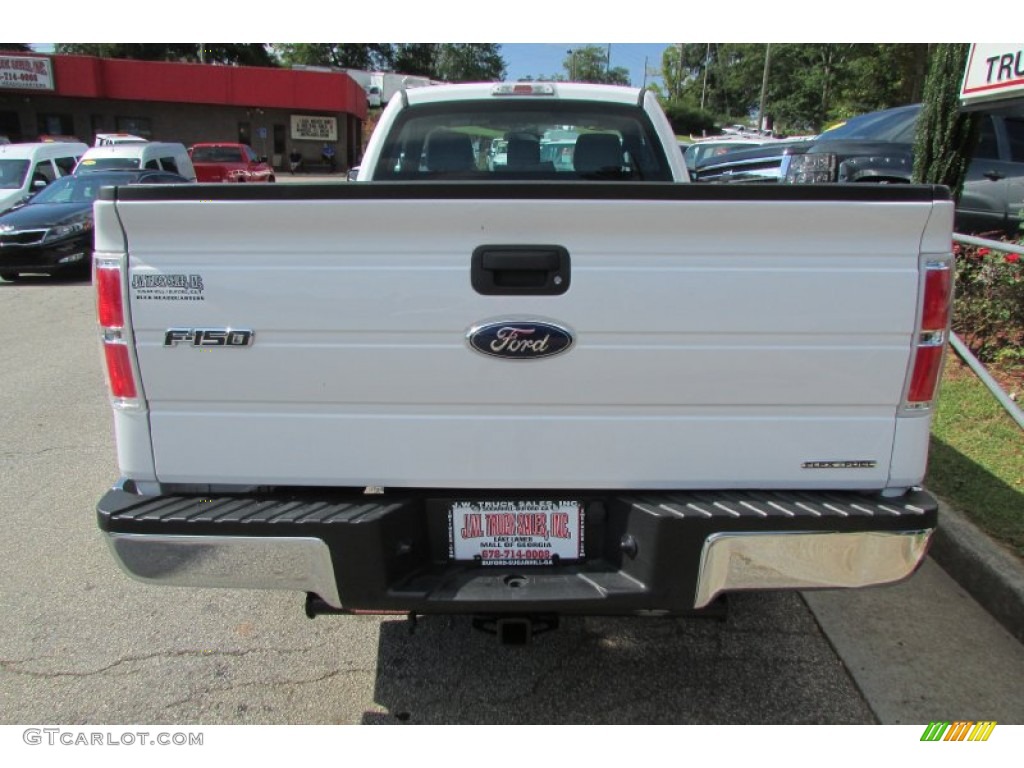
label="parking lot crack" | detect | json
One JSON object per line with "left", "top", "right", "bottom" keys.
{"left": 0, "top": 646, "right": 339, "bottom": 679}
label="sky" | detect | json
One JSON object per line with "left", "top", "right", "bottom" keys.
{"left": 500, "top": 44, "right": 671, "bottom": 87}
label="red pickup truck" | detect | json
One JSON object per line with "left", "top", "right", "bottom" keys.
{"left": 188, "top": 143, "right": 275, "bottom": 183}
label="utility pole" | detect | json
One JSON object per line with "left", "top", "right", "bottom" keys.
{"left": 678, "top": 43, "right": 685, "bottom": 101}
{"left": 757, "top": 43, "right": 772, "bottom": 134}
{"left": 700, "top": 43, "right": 710, "bottom": 111}
{"left": 607, "top": 44, "right": 612, "bottom": 75}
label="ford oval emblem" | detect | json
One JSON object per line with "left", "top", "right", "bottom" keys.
{"left": 467, "top": 320, "right": 575, "bottom": 360}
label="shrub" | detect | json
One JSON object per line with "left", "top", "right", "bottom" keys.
{"left": 952, "top": 237, "right": 1024, "bottom": 366}
{"left": 661, "top": 102, "right": 717, "bottom": 137}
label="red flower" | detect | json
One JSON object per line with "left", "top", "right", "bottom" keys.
{"left": 977, "top": 247, "right": 991, "bottom": 257}
{"left": 1006, "top": 253, "right": 1021, "bottom": 263}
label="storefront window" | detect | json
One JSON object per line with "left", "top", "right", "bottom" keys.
{"left": 115, "top": 117, "right": 152, "bottom": 139}
{"left": 37, "top": 113, "right": 74, "bottom": 138}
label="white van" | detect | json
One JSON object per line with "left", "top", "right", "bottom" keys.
{"left": 0, "top": 141, "right": 89, "bottom": 214}
{"left": 75, "top": 142, "right": 196, "bottom": 181}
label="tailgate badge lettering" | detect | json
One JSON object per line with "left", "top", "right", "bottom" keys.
{"left": 802, "top": 460, "right": 877, "bottom": 469}
{"left": 468, "top": 320, "right": 574, "bottom": 360}
{"left": 164, "top": 328, "right": 254, "bottom": 347}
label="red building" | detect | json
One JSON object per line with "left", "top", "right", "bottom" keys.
{"left": 0, "top": 51, "right": 368, "bottom": 171}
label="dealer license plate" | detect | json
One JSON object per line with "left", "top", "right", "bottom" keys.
{"left": 448, "top": 500, "right": 584, "bottom": 565}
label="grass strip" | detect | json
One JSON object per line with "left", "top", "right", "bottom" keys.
{"left": 927, "top": 356, "right": 1024, "bottom": 559}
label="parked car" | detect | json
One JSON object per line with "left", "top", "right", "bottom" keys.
{"left": 682, "top": 138, "right": 767, "bottom": 174}
{"left": 0, "top": 141, "right": 89, "bottom": 215}
{"left": 693, "top": 139, "right": 815, "bottom": 184}
{"left": 0, "top": 169, "right": 190, "bottom": 281}
{"left": 189, "top": 143, "right": 275, "bottom": 183}
{"left": 695, "top": 103, "right": 1024, "bottom": 236}
{"left": 75, "top": 142, "right": 197, "bottom": 182}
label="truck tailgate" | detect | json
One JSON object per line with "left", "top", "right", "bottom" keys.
{"left": 101, "top": 183, "right": 952, "bottom": 490}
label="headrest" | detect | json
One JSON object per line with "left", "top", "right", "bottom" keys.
{"left": 426, "top": 130, "right": 474, "bottom": 172}
{"left": 573, "top": 133, "right": 622, "bottom": 174}
{"left": 507, "top": 135, "right": 540, "bottom": 167}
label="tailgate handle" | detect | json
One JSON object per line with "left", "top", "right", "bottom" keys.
{"left": 472, "top": 245, "right": 570, "bottom": 296}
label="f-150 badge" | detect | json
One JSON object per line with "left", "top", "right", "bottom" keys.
{"left": 164, "top": 328, "right": 254, "bottom": 347}
{"left": 467, "top": 320, "right": 574, "bottom": 360}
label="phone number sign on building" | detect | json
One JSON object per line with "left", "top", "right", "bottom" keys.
{"left": 290, "top": 115, "right": 338, "bottom": 142}
{"left": 0, "top": 55, "right": 54, "bottom": 92}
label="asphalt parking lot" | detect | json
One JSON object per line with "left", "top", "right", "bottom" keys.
{"left": 1, "top": 269, "right": 1021, "bottom": 731}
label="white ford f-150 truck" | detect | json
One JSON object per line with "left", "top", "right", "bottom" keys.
{"left": 94, "top": 83, "right": 953, "bottom": 640}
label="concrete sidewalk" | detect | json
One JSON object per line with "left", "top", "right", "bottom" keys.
{"left": 804, "top": 499, "right": 1024, "bottom": 723}
{"left": 929, "top": 500, "right": 1024, "bottom": 643}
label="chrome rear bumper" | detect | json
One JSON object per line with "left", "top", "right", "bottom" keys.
{"left": 106, "top": 534, "right": 343, "bottom": 608}
{"left": 694, "top": 529, "right": 932, "bottom": 608}
{"left": 104, "top": 525, "right": 932, "bottom": 613}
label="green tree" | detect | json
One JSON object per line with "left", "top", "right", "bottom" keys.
{"left": 55, "top": 43, "right": 277, "bottom": 67}
{"left": 669, "top": 43, "right": 933, "bottom": 135}
{"left": 274, "top": 44, "right": 394, "bottom": 70}
{"left": 912, "top": 43, "right": 980, "bottom": 198}
{"left": 392, "top": 44, "right": 505, "bottom": 82}
{"left": 433, "top": 44, "right": 505, "bottom": 82}
{"left": 825, "top": 43, "right": 931, "bottom": 123}
{"left": 564, "top": 46, "right": 629, "bottom": 85}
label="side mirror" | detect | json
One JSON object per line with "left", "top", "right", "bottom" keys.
{"left": 32, "top": 178, "right": 49, "bottom": 190}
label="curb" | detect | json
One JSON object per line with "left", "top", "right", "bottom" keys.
{"left": 929, "top": 499, "right": 1024, "bottom": 643}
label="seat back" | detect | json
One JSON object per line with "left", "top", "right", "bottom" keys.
{"left": 426, "top": 130, "right": 475, "bottom": 173}
{"left": 507, "top": 135, "right": 540, "bottom": 168}
{"left": 573, "top": 134, "right": 623, "bottom": 175}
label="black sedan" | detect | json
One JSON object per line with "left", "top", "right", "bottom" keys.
{"left": 0, "top": 169, "right": 189, "bottom": 281}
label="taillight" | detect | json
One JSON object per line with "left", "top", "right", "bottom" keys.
{"left": 904, "top": 258, "right": 953, "bottom": 409}
{"left": 95, "top": 255, "right": 140, "bottom": 406}
{"left": 96, "top": 262, "right": 124, "bottom": 328}
{"left": 920, "top": 266, "right": 952, "bottom": 330}
{"left": 103, "top": 342, "right": 138, "bottom": 399}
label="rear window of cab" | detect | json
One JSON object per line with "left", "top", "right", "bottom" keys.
{"left": 372, "top": 101, "right": 673, "bottom": 181}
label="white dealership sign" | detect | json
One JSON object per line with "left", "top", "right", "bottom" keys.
{"left": 960, "top": 44, "right": 1024, "bottom": 109}
{"left": 290, "top": 115, "right": 338, "bottom": 142}
{"left": 0, "top": 55, "right": 54, "bottom": 92}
